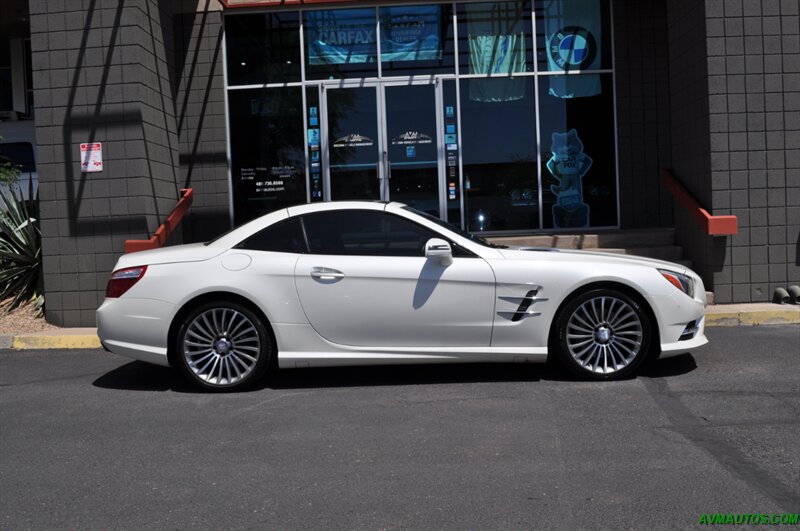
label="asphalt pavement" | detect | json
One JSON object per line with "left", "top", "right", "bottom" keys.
{"left": 1, "top": 325, "right": 799, "bottom": 530}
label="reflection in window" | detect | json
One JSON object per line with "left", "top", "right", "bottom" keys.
{"left": 228, "top": 88, "right": 307, "bottom": 225}
{"left": 304, "top": 8, "right": 378, "bottom": 80}
{"left": 460, "top": 77, "right": 538, "bottom": 232}
{"left": 225, "top": 13, "right": 301, "bottom": 85}
{"left": 380, "top": 4, "right": 455, "bottom": 76}
{"left": 538, "top": 74, "right": 617, "bottom": 228}
{"left": 458, "top": 1, "right": 532, "bottom": 102}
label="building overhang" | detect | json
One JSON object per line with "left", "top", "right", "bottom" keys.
{"left": 220, "top": 0, "right": 366, "bottom": 7}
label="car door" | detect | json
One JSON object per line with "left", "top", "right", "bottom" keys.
{"left": 294, "top": 209, "right": 496, "bottom": 348}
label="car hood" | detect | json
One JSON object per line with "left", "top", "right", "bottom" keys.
{"left": 114, "top": 242, "right": 226, "bottom": 270}
{"left": 499, "top": 247, "right": 689, "bottom": 274}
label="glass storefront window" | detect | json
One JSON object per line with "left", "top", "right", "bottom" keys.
{"left": 538, "top": 74, "right": 617, "bottom": 229}
{"left": 225, "top": 13, "right": 301, "bottom": 85}
{"left": 304, "top": 8, "right": 379, "bottom": 80}
{"left": 228, "top": 88, "right": 307, "bottom": 225}
{"left": 460, "top": 76, "right": 538, "bottom": 232}
{"left": 457, "top": 1, "right": 533, "bottom": 77}
{"left": 379, "top": 4, "right": 455, "bottom": 77}
{"left": 223, "top": 0, "right": 619, "bottom": 233}
{"left": 535, "top": 0, "right": 612, "bottom": 76}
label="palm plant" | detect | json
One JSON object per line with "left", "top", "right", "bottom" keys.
{"left": 0, "top": 178, "right": 42, "bottom": 314}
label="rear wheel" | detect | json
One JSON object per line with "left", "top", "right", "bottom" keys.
{"left": 175, "top": 301, "right": 272, "bottom": 391}
{"left": 553, "top": 288, "right": 652, "bottom": 380}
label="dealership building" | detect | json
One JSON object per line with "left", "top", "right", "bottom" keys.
{"left": 0, "top": 0, "right": 798, "bottom": 326}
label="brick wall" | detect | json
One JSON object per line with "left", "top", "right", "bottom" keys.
{"left": 704, "top": 0, "right": 800, "bottom": 302}
{"left": 666, "top": 0, "right": 799, "bottom": 303}
{"left": 30, "top": 0, "right": 180, "bottom": 326}
{"left": 614, "top": 0, "right": 674, "bottom": 229}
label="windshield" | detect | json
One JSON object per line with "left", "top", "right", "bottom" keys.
{"left": 402, "top": 206, "right": 507, "bottom": 248}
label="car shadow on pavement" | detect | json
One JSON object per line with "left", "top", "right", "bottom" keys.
{"left": 641, "top": 353, "right": 698, "bottom": 378}
{"left": 92, "top": 353, "right": 697, "bottom": 393}
{"left": 92, "top": 361, "right": 192, "bottom": 392}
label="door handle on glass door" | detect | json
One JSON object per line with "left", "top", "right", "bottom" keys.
{"left": 310, "top": 267, "right": 345, "bottom": 280}
{"left": 383, "top": 150, "right": 391, "bottom": 179}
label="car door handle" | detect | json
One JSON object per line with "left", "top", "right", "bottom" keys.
{"left": 310, "top": 267, "right": 345, "bottom": 280}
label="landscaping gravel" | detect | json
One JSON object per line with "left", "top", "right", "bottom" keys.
{"left": 0, "top": 298, "right": 58, "bottom": 335}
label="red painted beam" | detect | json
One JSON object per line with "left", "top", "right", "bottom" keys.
{"left": 124, "top": 189, "right": 194, "bottom": 253}
{"left": 660, "top": 170, "right": 737, "bottom": 236}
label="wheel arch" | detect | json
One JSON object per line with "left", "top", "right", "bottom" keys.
{"left": 547, "top": 280, "right": 661, "bottom": 359}
{"left": 166, "top": 291, "right": 276, "bottom": 368}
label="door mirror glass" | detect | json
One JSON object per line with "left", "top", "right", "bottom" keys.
{"left": 425, "top": 238, "right": 453, "bottom": 266}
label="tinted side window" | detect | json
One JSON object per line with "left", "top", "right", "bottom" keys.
{"left": 302, "top": 211, "right": 438, "bottom": 257}
{"left": 236, "top": 217, "right": 306, "bottom": 253}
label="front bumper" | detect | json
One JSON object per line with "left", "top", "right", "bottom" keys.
{"left": 659, "top": 316, "right": 708, "bottom": 358}
{"left": 653, "top": 286, "right": 709, "bottom": 358}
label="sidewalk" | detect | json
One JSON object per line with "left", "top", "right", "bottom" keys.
{"left": 704, "top": 303, "right": 800, "bottom": 327}
{"left": 1, "top": 304, "right": 797, "bottom": 350}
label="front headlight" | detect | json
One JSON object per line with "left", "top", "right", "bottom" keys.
{"left": 658, "top": 269, "right": 694, "bottom": 298}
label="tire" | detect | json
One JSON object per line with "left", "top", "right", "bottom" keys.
{"left": 553, "top": 288, "right": 652, "bottom": 380}
{"left": 175, "top": 301, "right": 272, "bottom": 391}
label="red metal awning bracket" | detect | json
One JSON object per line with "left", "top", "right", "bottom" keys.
{"left": 660, "top": 170, "right": 737, "bottom": 236}
{"left": 124, "top": 188, "right": 194, "bottom": 253}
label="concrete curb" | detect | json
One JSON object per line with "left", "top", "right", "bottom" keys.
{"left": 9, "top": 335, "right": 102, "bottom": 350}
{"left": 704, "top": 308, "right": 800, "bottom": 327}
{"left": 0, "top": 305, "right": 797, "bottom": 350}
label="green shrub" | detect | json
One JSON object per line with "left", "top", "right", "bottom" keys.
{"left": 0, "top": 180, "right": 42, "bottom": 314}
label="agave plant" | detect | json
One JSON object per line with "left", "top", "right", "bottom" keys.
{"left": 0, "top": 178, "right": 42, "bottom": 314}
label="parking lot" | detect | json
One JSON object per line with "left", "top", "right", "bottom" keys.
{"left": 1, "top": 325, "right": 799, "bottom": 529}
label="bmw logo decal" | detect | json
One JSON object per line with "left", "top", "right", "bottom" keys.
{"left": 549, "top": 26, "right": 597, "bottom": 71}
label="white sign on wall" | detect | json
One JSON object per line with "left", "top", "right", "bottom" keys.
{"left": 80, "top": 142, "right": 103, "bottom": 172}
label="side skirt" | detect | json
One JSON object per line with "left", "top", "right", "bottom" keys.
{"left": 277, "top": 348, "right": 548, "bottom": 369}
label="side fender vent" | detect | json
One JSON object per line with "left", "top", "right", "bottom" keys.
{"left": 497, "top": 287, "right": 549, "bottom": 322}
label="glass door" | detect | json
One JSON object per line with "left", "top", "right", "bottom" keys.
{"left": 323, "top": 85, "right": 383, "bottom": 201}
{"left": 382, "top": 83, "right": 442, "bottom": 218}
{"left": 321, "top": 82, "right": 444, "bottom": 218}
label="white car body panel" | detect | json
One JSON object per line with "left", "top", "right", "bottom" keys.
{"left": 97, "top": 201, "right": 707, "bottom": 370}
{"left": 294, "top": 254, "right": 496, "bottom": 347}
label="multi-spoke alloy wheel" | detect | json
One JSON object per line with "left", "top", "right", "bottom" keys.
{"left": 554, "top": 289, "right": 652, "bottom": 380}
{"left": 176, "top": 302, "right": 271, "bottom": 391}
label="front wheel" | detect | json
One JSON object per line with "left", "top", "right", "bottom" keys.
{"left": 175, "top": 301, "right": 272, "bottom": 391}
{"left": 553, "top": 289, "right": 652, "bottom": 380}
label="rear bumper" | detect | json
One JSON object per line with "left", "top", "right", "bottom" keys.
{"left": 96, "top": 297, "right": 175, "bottom": 367}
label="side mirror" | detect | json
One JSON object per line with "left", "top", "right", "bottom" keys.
{"left": 425, "top": 238, "right": 453, "bottom": 266}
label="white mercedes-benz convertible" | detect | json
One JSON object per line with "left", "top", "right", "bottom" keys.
{"left": 97, "top": 201, "right": 707, "bottom": 391}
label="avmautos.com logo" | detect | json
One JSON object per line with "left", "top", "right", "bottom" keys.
{"left": 549, "top": 26, "right": 597, "bottom": 71}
